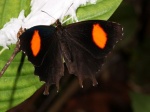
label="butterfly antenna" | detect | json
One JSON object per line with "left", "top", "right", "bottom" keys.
{"left": 0, "top": 41, "right": 20, "bottom": 77}
{"left": 64, "top": 3, "right": 73, "bottom": 16}
{"left": 41, "top": 10, "right": 56, "bottom": 21}
{"left": 62, "top": 3, "right": 74, "bottom": 24}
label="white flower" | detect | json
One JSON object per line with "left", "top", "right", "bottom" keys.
{"left": 0, "top": 0, "right": 97, "bottom": 49}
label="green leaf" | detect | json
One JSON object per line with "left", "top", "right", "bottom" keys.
{"left": 0, "top": 0, "right": 31, "bottom": 28}
{"left": 0, "top": 45, "right": 43, "bottom": 112}
{"left": 78, "top": 0, "right": 122, "bottom": 20}
{"left": 130, "top": 92, "right": 150, "bottom": 112}
{"left": 65, "top": 0, "right": 122, "bottom": 24}
{"left": 0, "top": 0, "right": 122, "bottom": 111}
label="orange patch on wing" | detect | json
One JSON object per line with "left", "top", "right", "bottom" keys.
{"left": 92, "top": 24, "right": 107, "bottom": 49}
{"left": 31, "top": 30, "right": 41, "bottom": 56}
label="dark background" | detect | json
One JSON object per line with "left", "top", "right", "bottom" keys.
{"left": 8, "top": 0, "right": 150, "bottom": 112}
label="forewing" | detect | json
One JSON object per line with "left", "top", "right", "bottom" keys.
{"left": 63, "top": 20, "right": 123, "bottom": 85}
{"left": 64, "top": 20, "right": 123, "bottom": 59}
{"left": 19, "top": 25, "right": 56, "bottom": 66}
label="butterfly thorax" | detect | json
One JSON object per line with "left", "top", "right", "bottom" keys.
{"left": 55, "top": 20, "right": 65, "bottom": 41}
{"left": 54, "top": 20, "right": 73, "bottom": 65}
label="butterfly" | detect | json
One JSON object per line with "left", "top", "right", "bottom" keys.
{"left": 0, "top": 20, "right": 123, "bottom": 95}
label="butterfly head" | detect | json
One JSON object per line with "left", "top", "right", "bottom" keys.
{"left": 55, "top": 19, "right": 62, "bottom": 27}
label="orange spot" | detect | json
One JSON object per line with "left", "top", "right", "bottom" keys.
{"left": 92, "top": 24, "right": 107, "bottom": 49}
{"left": 31, "top": 30, "right": 41, "bottom": 56}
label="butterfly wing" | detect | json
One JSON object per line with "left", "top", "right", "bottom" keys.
{"left": 18, "top": 20, "right": 123, "bottom": 94}
{"left": 19, "top": 25, "right": 56, "bottom": 66}
{"left": 63, "top": 20, "right": 123, "bottom": 86}
{"left": 19, "top": 25, "right": 64, "bottom": 94}
{"left": 34, "top": 34, "right": 64, "bottom": 93}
